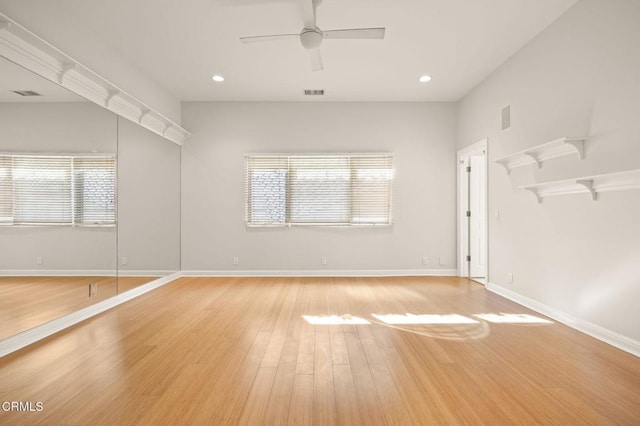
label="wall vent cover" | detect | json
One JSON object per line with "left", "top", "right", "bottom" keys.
{"left": 304, "top": 89, "right": 324, "bottom": 96}
{"left": 501, "top": 105, "right": 511, "bottom": 130}
{"left": 12, "top": 90, "right": 42, "bottom": 97}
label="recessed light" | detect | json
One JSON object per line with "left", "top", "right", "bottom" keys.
{"left": 212, "top": 75, "right": 225, "bottom": 82}
{"left": 419, "top": 75, "right": 432, "bottom": 83}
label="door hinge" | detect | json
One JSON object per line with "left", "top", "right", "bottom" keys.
{"left": 466, "top": 166, "right": 471, "bottom": 173}
{"left": 466, "top": 210, "right": 471, "bottom": 217}
{"left": 466, "top": 255, "right": 471, "bottom": 262}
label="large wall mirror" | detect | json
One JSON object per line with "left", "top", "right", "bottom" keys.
{"left": 116, "top": 117, "right": 180, "bottom": 290}
{"left": 0, "top": 57, "right": 118, "bottom": 339}
{"left": 0, "top": 56, "right": 181, "bottom": 342}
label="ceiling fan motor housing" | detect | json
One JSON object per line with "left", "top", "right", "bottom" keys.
{"left": 300, "top": 28, "right": 323, "bottom": 49}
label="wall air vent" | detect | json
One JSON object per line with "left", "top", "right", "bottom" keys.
{"left": 12, "top": 90, "right": 42, "bottom": 97}
{"left": 304, "top": 89, "right": 324, "bottom": 96}
{"left": 501, "top": 105, "right": 511, "bottom": 130}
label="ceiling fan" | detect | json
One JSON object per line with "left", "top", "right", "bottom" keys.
{"left": 240, "top": 0, "right": 385, "bottom": 72}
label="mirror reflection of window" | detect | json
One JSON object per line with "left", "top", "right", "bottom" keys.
{"left": 0, "top": 57, "right": 118, "bottom": 340}
{"left": 0, "top": 154, "right": 116, "bottom": 226}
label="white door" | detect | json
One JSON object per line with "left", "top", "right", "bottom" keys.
{"left": 469, "top": 154, "right": 487, "bottom": 278}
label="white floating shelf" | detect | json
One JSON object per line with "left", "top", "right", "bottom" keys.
{"left": 495, "top": 137, "right": 586, "bottom": 174}
{"left": 0, "top": 14, "right": 191, "bottom": 146}
{"left": 519, "top": 169, "right": 640, "bottom": 203}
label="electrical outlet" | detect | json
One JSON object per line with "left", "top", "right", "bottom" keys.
{"left": 321, "top": 256, "right": 328, "bottom": 265}
{"left": 36, "top": 256, "right": 43, "bottom": 265}
{"left": 507, "top": 272, "right": 514, "bottom": 284}
{"left": 233, "top": 256, "right": 239, "bottom": 266}
{"left": 121, "top": 257, "right": 128, "bottom": 266}
{"left": 439, "top": 256, "right": 446, "bottom": 266}
{"left": 88, "top": 282, "right": 97, "bottom": 298}
{"left": 422, "top": 256, "right": 429, "bottom": 266}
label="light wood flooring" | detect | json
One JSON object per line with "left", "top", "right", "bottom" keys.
{"left": 0, "top": 276, "right": 158, "bottom": 339}
{"left": 0, "top": 276, "right": 638, "bottom": 425}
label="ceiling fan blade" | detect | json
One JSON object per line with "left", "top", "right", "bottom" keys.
{"left": 322, "top": 27, "right": 386, "bottom": 40}
{"left": 240, "top": 34, "right": 299, "bottom": 43}
{"left": 301, "top": 0, "right": 316, "bottom": 29}
{"left": 309, "top": 48, "right": 323, "bottom": 72}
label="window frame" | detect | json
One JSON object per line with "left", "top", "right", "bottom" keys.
{"left": 245, "top": 153, "right": 393, "bottom": 228}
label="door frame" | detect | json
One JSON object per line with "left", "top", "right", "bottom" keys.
{"left": 457, "top": 138, "right": 488, "bottom": 284}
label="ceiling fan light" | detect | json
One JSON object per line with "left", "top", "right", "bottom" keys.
{"left": 300, "top": 29, "right": 323, "bottom": 50}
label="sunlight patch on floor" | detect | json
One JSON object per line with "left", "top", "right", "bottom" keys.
{"left": 371, "top": 313, "right": 479, "bottom": 325}
{"left": 474, "top": 313, "right": 553, "bottom": 324}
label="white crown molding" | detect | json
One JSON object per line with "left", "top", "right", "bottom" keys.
{"left": 0, "top": 272, "right": 181, "bottom": 358}
{"left": 487, "top": 282, "right": 640, "bottom": 358}
{"left": 181, "top": 269, "right": 458, "bottom": 277}
{"left": 0, "top": 13, "right": 191, "bottom": 146}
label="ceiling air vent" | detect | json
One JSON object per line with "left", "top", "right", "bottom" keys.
{"left": 12, "top": 90, "right": 42, "bottom": 97}
{"left": 304, "top": 89, "right": 324, "bottom": 96}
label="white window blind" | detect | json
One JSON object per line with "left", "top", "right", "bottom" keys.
{"left": 245, "top": 154, "right": 393, "bottom": 226}
{"left": 0, "top": 156, "right": 14, "bottom": 224}
{"left": 73, "top": 157, "right": 116, "bottom": 225}
{"left": 0, "top": 154, "right": 116, "bottom": 226}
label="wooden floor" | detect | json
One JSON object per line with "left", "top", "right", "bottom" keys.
{"left": 0, "top": 276, "right": 157, "bottom": 339}
{"left": 0, "top": 277, "right": 638, "bottom": 425}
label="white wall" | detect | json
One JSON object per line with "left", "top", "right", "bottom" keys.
{"left": 0, "top": 2, "right": 182, "bottom": 123}
{"left": 457, "top": 0, "right": 640, "bottom": 341}
{"left": 0, "top": 102, "right": 118, "bottom": 271}
{"left": 117, "top": 118, "right": 181, "bottom": 274}
{"left": 181, "top": 102, "right": 457, "bottom": 273}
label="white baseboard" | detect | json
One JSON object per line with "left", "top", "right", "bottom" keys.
{"left": 0, "top": 269, "right": 176, "bottom": 277}
{"left": 0, "top": 269, "right": 117, "bottom": 277}
{"left": 181, "top": 269, "right": 458, "bottom": 277}
{"left": 118, "top": 270, "right": 178, "bottom": 277}
{"left": 487, "top": 282, "right": 640, "bottom": 358}
{"left": 0, "top": 272, "right": 181, "bottom": 358}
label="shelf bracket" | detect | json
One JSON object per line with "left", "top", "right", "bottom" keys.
{"left": 57, "top": 62, "right": 76, "bottom": 84}
{"left": 104, "top": 89, "right": 119, "bottom": 108}
{"left": 564, "top": 138, "right": 585, "bottom": 160}
{"left": 524, "top": 188, "right": 543, "bottom": 203}
{"left": 523, "top": 151, "right": 542, "bottom": 169}
{"left": 495, "top": 160, "right": 512, "bottom": 175}
{"left": 139, "top": 109, "right": 151, "bottom": 124}
{"left": 576, "top": 179, "right": 597, "bottom": 201}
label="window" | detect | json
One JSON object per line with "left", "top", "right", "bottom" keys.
{"left": 0, "top": 154, "right": 116, "bottom": 226}
{"left": 245, "top": 154, "right": 392, "bottom": 226}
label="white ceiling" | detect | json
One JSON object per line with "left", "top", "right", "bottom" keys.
{"left": 0, "top": 58, "right": 85, "bottom": 103}
{"left": 2, "top": 0, "right": 577, "bottom": 102}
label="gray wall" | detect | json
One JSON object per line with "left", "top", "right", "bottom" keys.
{"left": 181, "top": 102, "right": 457, "bottom": 273}
{"left": 0, "top": 102, "right": 117, "bottom": 272}
{"left": 457, "top": 0, "right": 640, "bottom": 341}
